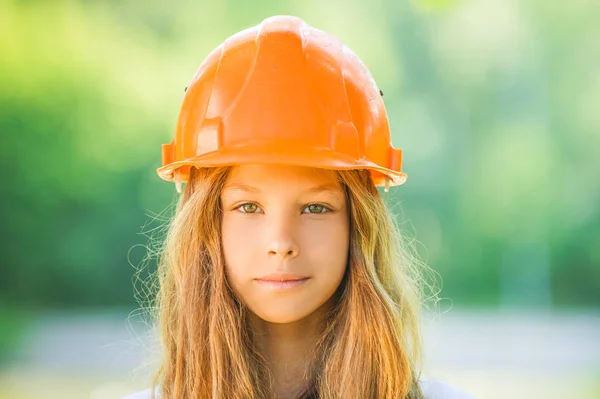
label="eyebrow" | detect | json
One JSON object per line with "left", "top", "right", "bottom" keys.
{"left": 222, "top": 183, "right": 262, "bottom": 193}
{"left": 304, "top": 183, "right": 344, "bottom": 196}
{"left": 222, "top": 182, "right": 343, "bottom": 197}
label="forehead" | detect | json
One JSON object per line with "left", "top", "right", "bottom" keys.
{"left": 222, "top": 164, "right": 343, "bottom": 193}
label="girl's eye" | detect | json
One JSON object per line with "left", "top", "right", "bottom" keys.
{"left": 235, "top": 203, "right": 329, "bottom": 214}
{"left": 238, "top": 203, "right": 261, "bottom": 213}
{"left": 303, "top": 204, "right": 328, "bottom": 214}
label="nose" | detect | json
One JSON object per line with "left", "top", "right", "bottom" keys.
{"left": 266, "top": 220, "right": 300, "bottom": 260}
{"left": 268, "top": 241, "right": 299, "bottom": 259}
{"left": 267, "top": 238, "right": 300, "bottom": 259}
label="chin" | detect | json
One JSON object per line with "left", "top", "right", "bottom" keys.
{"left": 251, "top": 307, "right": 313, "bottom": 324}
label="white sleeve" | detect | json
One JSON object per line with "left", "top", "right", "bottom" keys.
{"left": 419, "top": 379, "right": 477, "bottom": 399}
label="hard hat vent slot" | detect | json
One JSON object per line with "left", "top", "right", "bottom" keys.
{"left": 196, "top": 118, "right": 223, "bottom": 155}
{"left": 330, "top": 122, "right": 359, "bottom": 159}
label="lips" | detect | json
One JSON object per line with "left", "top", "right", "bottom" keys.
{"left": 256, "top": 272, "right": 309, "bottom": 282}
{"left": 255, "top": 273, "right": 310, "bottom": 290}
{"left": 255, "top": 278, "right": 309, "bottom": 290}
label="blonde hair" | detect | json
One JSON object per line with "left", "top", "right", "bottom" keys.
{"left": 149, "top": 166, "right": 429, "bottom": 398}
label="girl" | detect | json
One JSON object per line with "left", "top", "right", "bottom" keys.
{"left": 124, "top": 15, "right": 475, "bottom": 399}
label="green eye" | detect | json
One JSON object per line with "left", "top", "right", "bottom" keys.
{"left": 240, "top": 203, "right": 259, "bottom": 213}
{"left": 304, "top": 204, "right": 327, "bottom": 214}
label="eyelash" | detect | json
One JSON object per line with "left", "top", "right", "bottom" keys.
{"left": 234, "top": 202, "right": 332, "bottom": 214}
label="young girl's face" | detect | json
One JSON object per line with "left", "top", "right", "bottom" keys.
{"left": 221, "top": 164, "right": 349, "bottom": 324}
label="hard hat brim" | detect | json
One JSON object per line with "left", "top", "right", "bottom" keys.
{"left": 157, "top": 141, "right": 407, "bottom": 187}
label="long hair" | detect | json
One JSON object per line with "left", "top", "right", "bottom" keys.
{"left": 149, "top": 166, "right": 429, "bottom": 398}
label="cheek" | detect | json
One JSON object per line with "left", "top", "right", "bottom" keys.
{"left": 300, "top": 218, "right": 349, "bottom": 279}
{"left": 221, "top": 216, "right": 260, "bottom": 283}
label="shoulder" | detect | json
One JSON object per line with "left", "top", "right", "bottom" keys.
{"left": 419, "top": 379, "right": 476, "bottom": 399}
{"left": 121, "top": 388, "right": 158, "bottom": 399}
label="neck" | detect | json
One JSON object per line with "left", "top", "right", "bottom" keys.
{"left": 250, "top": 297, "right": 335, "bottom": 398}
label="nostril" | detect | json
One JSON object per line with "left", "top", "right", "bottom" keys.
{"left": 267, "top": 244, "right": 299, "bottom": 258}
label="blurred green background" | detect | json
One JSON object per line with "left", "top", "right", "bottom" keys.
{"left": 1, "top": 0, "right": 599, "bottom": 398}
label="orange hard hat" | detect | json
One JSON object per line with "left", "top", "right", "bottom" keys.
{"left": 158, "top": 15, "right": 407, "bottom": 188}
